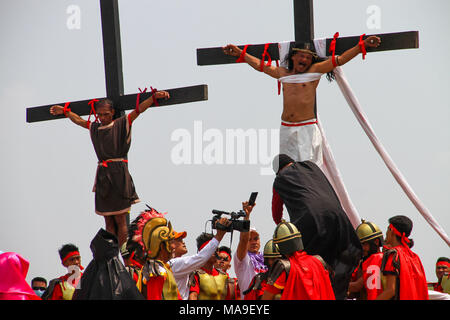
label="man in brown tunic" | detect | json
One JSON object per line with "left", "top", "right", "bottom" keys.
{"left": 50, "top": 91, "right": 169, "bottom": 246}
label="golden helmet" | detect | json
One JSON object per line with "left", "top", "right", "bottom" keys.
{"left": 132, "top": 207, "right": 176, "bottom": 259}
{"left": 273, "top": 220, "right": 303, "bottom": 255}
{"left": 263, "top": 239, "right": 282, "bottom": 259}
{"left": 356, "top": 219, "right": 383, "bottom": 244}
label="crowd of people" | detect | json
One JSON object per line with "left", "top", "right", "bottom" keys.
{"left": 1, "top": 36, "right": 448, "bottom": 302}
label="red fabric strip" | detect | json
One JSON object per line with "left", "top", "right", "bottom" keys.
{"left": 236, "top": 45, "right": 249, "bottom": 63}
{"left": 329, "top": 32, "right": 339, "bottom": 67}
{"left": 63, "top": 102, "right": 71, "bottom": 117}
{"left": 281, "top": 121, "right": 317, "bottom": 127}
{"left": 359, "top": 34, "right": 367, "bottom": 60}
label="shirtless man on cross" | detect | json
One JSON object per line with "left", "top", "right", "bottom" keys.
{"left": 223, "top": 35, "right": 381, "bottom": 167}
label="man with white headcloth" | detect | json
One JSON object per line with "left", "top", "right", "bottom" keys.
{"left": 234, "top": 201, "right": 267, "bottom": 299}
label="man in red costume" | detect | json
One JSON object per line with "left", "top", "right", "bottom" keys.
{"left": 262, "top": 220, "right": 335, "bottom": 300}
{"left": 428, "top": 257, "right": 450, "bottom": 293}
{"left": 378, "top": 215, "right": 428, "bottom": 300}
{"left": 42, "top": 243, "right": 83, "bottom": 300}
{"left": 188, "top": 233, "right": 234, "bottom": 300}
{"left": 348, "top": 219, "right": 384, "bottom": 300}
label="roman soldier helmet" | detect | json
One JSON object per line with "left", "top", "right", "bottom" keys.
{"left": 131, "top": 206, "right": 176, "bottom": 259}
{"left": 356, "top": 219, "right": 383, "bottom": 244}
{"left": 263, "top": 239, "right": 282, "bottom": 259}
{"left": 273, "top": 220, "right": 303, "bottom": 255}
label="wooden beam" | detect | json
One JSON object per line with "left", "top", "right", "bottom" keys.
{"left": 293, "top": 0, "right": 314, "bottom": 42}
{"left": 26, "top": 85, "right": 208, "bottom": 123}
{"left": 99, "top": 0, "right": 124, "bottom": 102}
{"left": 196, "top": 31, "right": 419, "bottom": 66}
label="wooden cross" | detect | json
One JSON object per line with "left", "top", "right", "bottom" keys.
{"left": 196, "top": 0, "right": 418, "bottom": 68}
{"left": 26, "top": 0, "right": 208, "bottom": 123}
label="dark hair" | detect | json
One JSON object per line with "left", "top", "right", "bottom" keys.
{"left": 283, "top": 42, "right": 335, "bottom": 82}
{"left": 196, "top": 232, "right": 214, "bottom": 251}
{"left": 31, "top": 277, "right": 47, "bottom": 285}
{"left": 95, "top": 98, "right": 114, "bottom": 111}
{"left": 437, "top": 257, "right": 450, "bottom": 264}
{"left": 58, "top": 243, "right": 79, "bottom": 261}
{"left": 217, "top": 246, "right": 232, "bottom": 257}
{"left": 388, "top": 215, "right": 414, "bottom": 248}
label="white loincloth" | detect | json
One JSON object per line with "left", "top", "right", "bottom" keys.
{"left": 279, "top": 119, "right": 323, "bottom": 167}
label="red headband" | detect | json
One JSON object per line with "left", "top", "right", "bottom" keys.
{"left": 436, "top": 261, "right": 450, "bottom": 269}
{"left": 218, "top": 250, "right": 232, "bottom": 261}
{"left": 389, "top": 224, "right": 411, "bottom": 248}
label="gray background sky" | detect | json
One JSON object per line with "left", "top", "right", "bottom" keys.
{"left": 0, "top": 0, "right": 448, "bottom": 286}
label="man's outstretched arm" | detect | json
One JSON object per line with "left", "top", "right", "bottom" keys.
{"left": 311, "top": 35, "right": 381, "bottom": 74}
{"left": 223, "top": 44, "right": 282, "bottom": 79}
{"left": 127, "top": 90, "right": 170, "bottom": 124}
{"left": 50, "top": 105, "right": 89, "bottom": 129}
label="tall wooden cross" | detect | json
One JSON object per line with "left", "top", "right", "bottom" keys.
{"left": 196, "top": 0, "right": 418, "bottom": 76}
{"left": 26, "top": 0, "right": 208, "bottom": 123}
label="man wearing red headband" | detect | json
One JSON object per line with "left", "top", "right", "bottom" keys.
{"left": 42, "top": 243, "right": 83, "bottom": 300}
{"left": 215, "top": 246, "right": 241, "bottom": 300}
{"left": 377, "top": 215, "right": 428, "bottom": 300}
{"left": 188, "top": 233, "right": 235, "bottom": 300}
{"left": 428, "top": 257, "right": 450, "bottom": 293}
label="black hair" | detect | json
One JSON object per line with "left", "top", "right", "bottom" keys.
{"left": 95, "top": 98, "right": 114, "bottom": 111}
{"left": 437, "top": 257, "right": 450, "bottom": 264}
{"left": 388, "top": 215, "right": 414, "bottom": 248}
{"left": 273, "top": 154, "right": 295, "bottom": 174}
{"left": 217, "top": 246, "right": 232, "bottom": 256}
{"left": 31, "top": 277, "right": 47, "bottom": 285}
{"left": 58, "top": 243, "right": 79, "bottom": 261}
{"left": 196, "top": 232, "right": 214, "bottom": 251}
{"left": 283, "top": 42, "right": 336, "bottom": 82}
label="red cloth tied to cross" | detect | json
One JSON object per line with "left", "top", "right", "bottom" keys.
{"left": 329, "top": 32, "right": 339, "bottom": 67}
{"left": 150, "top": 86, "right": 159, "bottom": 106}
{"left": 63, "top": 102, "right": 71, "bottom": 117}
{"left": 259, "top": 43, "right": 273, "bottom": 72}
{"left": 87, "top": 98, "right": 100, "bottom": 129}
{"left": 135, "top": 87, "right": 147, "bottom": 115}
{"left": 359, "top": 34, "right": 367, "bottom": 60}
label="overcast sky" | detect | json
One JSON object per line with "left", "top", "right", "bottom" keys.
{"left": 0, "top": 0, "right": 448, "bottom": 286}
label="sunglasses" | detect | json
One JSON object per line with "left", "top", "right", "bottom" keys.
{"left": 215, "top": 253, "right": 229, "bottom": 262}
{"left": 32, "top": 286, "right": 46, "bottom": 291}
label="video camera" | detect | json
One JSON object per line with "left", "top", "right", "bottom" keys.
{"left": 211, "top": 209, "right": 250, "bottom": 232}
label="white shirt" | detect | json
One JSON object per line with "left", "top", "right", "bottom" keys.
{"left": 168, "top": 237, "right": 219, "bottom": 300}
{"left": 233, "top": 252, "right": 258, "bottom": 300}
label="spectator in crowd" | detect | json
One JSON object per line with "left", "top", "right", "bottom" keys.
{"left": 31, "top": 277, "right": 47, "bottom": 298}
{"left": 427, "top": 257, "right": 450, "bottom": 294}
{"left": 42, "top": 243, "right": 83, "bottom": 300}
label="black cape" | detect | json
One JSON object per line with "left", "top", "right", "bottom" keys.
{"left": 72, "top": 229, "right": 144, "bottom": 300}
{"left": 273, "top": 161, "right": 362, "bottom": 300}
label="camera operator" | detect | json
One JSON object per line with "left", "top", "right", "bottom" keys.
{"left": 233, "top": 201, "right": 268, "bottom": 299}
{"left": 168, "top": 217, "right": 231, "bottom": 300}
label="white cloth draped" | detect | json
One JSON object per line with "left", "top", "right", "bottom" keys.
{"left": 276, "top": 40, "right": 450, "bottom": 245}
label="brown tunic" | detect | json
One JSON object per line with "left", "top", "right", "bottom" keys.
{"left": 90, "top": 115, "right": 139, "bottom": 216}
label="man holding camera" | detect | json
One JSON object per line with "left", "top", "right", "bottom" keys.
{"left": 234, "top": 201, "right": 268, "bottom": 299}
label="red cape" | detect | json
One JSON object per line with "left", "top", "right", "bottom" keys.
{"left": 394, "top": 245, "right": 429, "bottom": 300}
{"left": 281, "top": 251, "right": 335, "bottom": 300}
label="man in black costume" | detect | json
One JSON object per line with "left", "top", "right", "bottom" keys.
{"left": 271, "top": 154, "right": 361, "bottom": 299}
{"left": 72, "top": 229, "right": 144, "bottom": 300}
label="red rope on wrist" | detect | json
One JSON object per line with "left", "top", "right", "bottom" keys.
{"left": 359, "top": 34, "right": 367, "bottom": 60}
{"left": 150, "top": 86, "right": 158, "bottom": 106}
{"left": 236, "top": 45, "right": 249, "bottom": 63}
{"left": 135, "top": 87, "right": 147, "bottom": 115}
{"left": 260, "top": 43, "right": 272, "bottom": 72}
{"left": 63, "top": 102, "right": 71, "bottom": 117}
{"left": 329, "top": 32, "right": 339, "bottom": 67}
{"left": 87, "top": 99, "right": 99, "bottom": 126}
